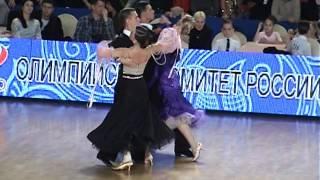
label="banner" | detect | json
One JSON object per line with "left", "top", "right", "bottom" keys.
{"left": 0, "top": 38, "right": 320, "bottom": 117}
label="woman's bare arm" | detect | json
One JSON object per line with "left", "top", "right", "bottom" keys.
{"left": 111, "top": 47, "right": 151, "bottom": 65}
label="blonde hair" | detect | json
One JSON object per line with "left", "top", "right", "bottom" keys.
{"left": 193, "top": 11, "right": 206, "bottom": 20}
{"left": 176, "top": 14, "right": 194, "bottom": 35}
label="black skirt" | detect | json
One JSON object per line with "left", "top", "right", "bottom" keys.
{"left": 87, "top": 75, "right": 174, "bottom": 154}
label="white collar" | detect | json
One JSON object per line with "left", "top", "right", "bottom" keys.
{"left": 123, "top": 29, "right": 131, "bottom": 37}
{"left": 140, "top": 23, "right": 153, "bottom": 30}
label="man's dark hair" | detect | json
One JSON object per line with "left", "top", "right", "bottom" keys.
{"left": 222, "top": 19, "right": 234, "bottom": 28}
{"left": 118, "top": 8, "right": 136, "bottom": 31}
{"left": 265, "top": 15, "right": 278, "bottom": 25}
{"left": 298, "top": 21, "right": 310, "bottom": 35}
{"left": 18, "top": 0, "right": 37, "bottom": 28}
{"left": 135, "top": 1, "right": 149, "bottom": 17}
{"left": 135, "top": 25, "right": 156, "bottom": 48}
{"left": 41, "top": 0, "right": 55, "bottom": 6}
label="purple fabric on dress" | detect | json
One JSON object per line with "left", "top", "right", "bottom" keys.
{"left": 146, "top": 50, "right": 201, "bottom": 126}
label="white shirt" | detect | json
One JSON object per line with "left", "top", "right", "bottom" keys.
{"left": 212, "top": 37, "right": 241, "bottom": 52}
{"left": 140, "top": 23, "right": 153, "bottom": 31}
{"left": 123, "top": 29, "right": 131, "bottom": 37}
{"left": 287, "top": 35, "right": 312, "bottom": 56}
{"left": 11, "top": 18, "right": 41, "bottom": 39}
{"left": 41, "top": 18, "right": 49, "bottom": 31}
{"left": 255, "top": 31, "right": 282, "bottom": 44}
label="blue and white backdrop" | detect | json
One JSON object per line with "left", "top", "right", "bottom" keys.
{"left": 0, "top": 38, "right": 319, "bottom": 117}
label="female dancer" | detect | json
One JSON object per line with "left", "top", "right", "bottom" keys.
{"left": 87, "top": 26, "right": 174, "bottom": 171}
{"left": 146, "top": 17, "right": 203, "bottom": 161}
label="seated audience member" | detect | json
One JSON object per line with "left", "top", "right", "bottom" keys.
{"left": 308, "top": 22, "right": 319, "bottom": 40}
{"left": 150, "top": 0, "right": 173, "bottom": 13}
{"left": 105, "top": 0, "right": 118, "bottom": 18}
{"left": 35, "top": 0, "right": 63, "bottom": 40}
{"left": 173, "top": 0, "right": 190, "bottom": 13}
{"left": 6, "top": 0, "right": 41, "bottom": 30}
{"left": 135, "top": 1, "right": 171, "bottom": 35}
{"left": 74, "top": 0, "right": 115, "bottom": 43}
{"left": 287, "top": 28, "right": 296, "bottom": 41}
{"left": 212, "top": 19, "right": 241, "bottom": 51}
{"left": 307, "top": 22, "right": 320, "bottom": 56}
{"left": 287, "top": 21, "right": 312, "bottom": 56}
{"left": 135, "top": 1, "right": 155, "bottom": 26}
{"left": 190, "top": 0, "right": 219, "bottom": 16}
{"left": 189, "top": 11, "right": 213, "bottom": 50}
{"left": 220, "top": 0, "right": 239, "bottom": 18}
{"left": 271, "top": 0, "right": 300, "bottom": 23}
{"left": 165, "top": 6, "right": 184, "bottom": 25}
{"left": 300, "top": 0, "right": 319, "bottom": 21}
{"left": 254, "top": 16, "right": 283, "bottom": 44}
{"left": 11, "top": 0, "right": 41, "bottom": 39}
{"left": 177, "top": 14, "right": 193, "bottom": 48}
{"left": 83, "top": 0, "right": 118, "bottom": 17}
{"left": 0, "top": 0, "right": 10, "bottom": 26}
{"left": 243, "top": 0, "right": 273, "bottom": 21}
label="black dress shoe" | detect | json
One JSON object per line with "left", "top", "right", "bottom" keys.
{"left": 175, "top": 149, "right": 194, "bottom": 158}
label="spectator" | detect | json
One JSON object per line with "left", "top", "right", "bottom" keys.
{"left": 74, "top": 0, "right": 115, "bottom": 43}
{"left": 84, "top": 0, "right": 117, "bottom": 18}
{"left": 300, "top": 0, "right": 319, "bottom": 21}
{"left": 287, "top": 28, "right": 296, "bottom": 41}
{"left": 105, "top": 0, "right": 118, "bottom": 18}
{"left": 190, "top": 0, "right": 220, "bottom": 16}
{"left": 220, "top": 0, "right": 237, "bottom": 18}
{"left": 150, "top": 0, "right": 172, "bottom": 13}
{"left": 107, "top": 0, "right": 123, "bottom": 12}
{"left": 271, "top": 0, "right": 300, "bottom": 23}
{"left": 165, "top": 6, "right": 184, "bottom": 25}
{"left": 11, "top": 0, "right": 41, "bottom": 39}
{"left": 135, "top": 1, "right": 171, "bottom": 35}
{"left": 307, "top": 22, "right": 320, "bottom": 56}
{"left": 189, "top": 11, "right": 213, "bottom": 50}
{"left": 243, "top": 0, "right": 273, "bottom": 21}
{"left": 0, "top": 0, "right": 10, "bottom": 26}
{"left": 254, "top": 16, "right": 283, "bottom": 44}
{"left": 176, "top": 14, "right": 193, "bottom": 48}
{"left": 35, "top": 0, "right": 63, "bottom": 41}
{"left": 287, "top": 21, "right": 312, "bottom": 56}
{"left": 135, "top": 1, "right": 154, "bottom": 25}
{"left": 212, "top": 19, "right": 241, "bottom": 51}
{"left": 173, "top": 0, "right": 190, "bottom": 12}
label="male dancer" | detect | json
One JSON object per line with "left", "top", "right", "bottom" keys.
{"left": 95, "top": 8, "right": 139, "bottom": 165}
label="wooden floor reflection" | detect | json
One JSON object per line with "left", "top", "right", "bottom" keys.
{"left": 0, "top": 99, "right": 320, "bottom": 180}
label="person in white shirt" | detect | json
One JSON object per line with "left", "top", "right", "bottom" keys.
{"left": 10, "top": 0, "right": 41, "bottom": 39}
{"left": 287, "top": 21, "right": 312, "bottom": 56}
{"left": 254, "top": 16, "right": 283, "bottom": 44}
{"left": 0, "top": 0, "right": 9, "bottom": 26}
{"left": 271, "top": 0, "right": 300, "bottom": 23}
{"left": 212, "top": 19, "right": 241, "bottom": 52}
